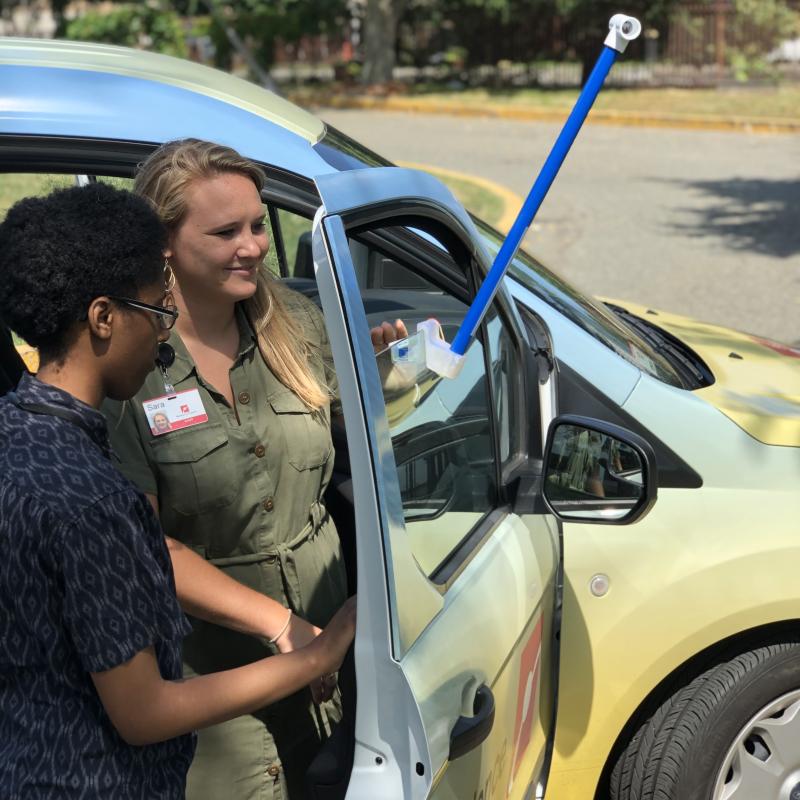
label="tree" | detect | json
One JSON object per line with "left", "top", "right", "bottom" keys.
{"left": 62, "top": 4, "right": 187, "bottom": 57}
{"left": 554, "top": 0, "right": 678, "bottom": 84}
{"left": 195, "top": 0, "right": 345, "bottom": 72}
{"left": 45, "top": 0, "right": 347, "bottom": 87}
{"left": 726, "top": 0, "right": 800, "bottom": 79}
{"left": 404, "top": 0, "right": 679, "bottom": 83}
{"left": 360, "top": 0, "right": 406, "bottom": 84}
{"left": 193, "top": 0, "right": 278, "bottom": 90}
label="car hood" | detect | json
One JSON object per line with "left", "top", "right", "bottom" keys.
{"left": 605, "top": 299, "right": 800, "bottom": 447}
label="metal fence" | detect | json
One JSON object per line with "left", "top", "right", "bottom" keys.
{"left": 665, "top": 1, "right": 800, "bottom": 67}
{"left": 270, "top": 1, "right": 800, "bottom": 88}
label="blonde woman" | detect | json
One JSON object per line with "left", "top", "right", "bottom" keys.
{"left": 103, "top": 139, "right": 402, "bottom": 799}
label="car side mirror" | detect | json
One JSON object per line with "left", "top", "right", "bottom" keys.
{"left": 542, "top": 415, "right": 657, "bottom": 525}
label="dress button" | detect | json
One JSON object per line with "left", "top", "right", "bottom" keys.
{"left": 263, "top": 497, "right": 275, "bottom": 512}
{"left": 254, "top": 443, "right": 266, "bottom": 458}
{"left": 238, "top": 391, "right": 251, "bottom": 405}
{"left": 266, "top": 764, "right": 280, "bottom": 777}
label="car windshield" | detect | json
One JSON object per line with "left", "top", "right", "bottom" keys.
{"left": 313, "top": 127, "right": 684, "bottom": 387}
{"left": 476, "top": 221, "right": 685, "bottom": 387}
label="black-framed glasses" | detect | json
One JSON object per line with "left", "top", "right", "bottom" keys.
{"left": 109, "top": 296, "right": 179, "bottom": 331}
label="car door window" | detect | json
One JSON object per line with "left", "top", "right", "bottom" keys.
{"left": 351, "top": 233, "right": 506, "bottom": 577}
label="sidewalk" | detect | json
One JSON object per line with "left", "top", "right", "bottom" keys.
{"left": 291, "top": 90, "right": 800, "bottom": 135}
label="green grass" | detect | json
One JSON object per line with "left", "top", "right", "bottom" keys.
{"left": 412, "top": 85, "right": 800, "bottom": 119}
{"left": 426, "top": 170, "right": 505, "bottom": 228}
{"left": 296, "top": 84, "right": 800, "bottom": 121}
{"left": 0, "top": 174, "right": 133, "bottom": 219}
{"left": 0, "top": 174, "right": 73, "bottom": 217}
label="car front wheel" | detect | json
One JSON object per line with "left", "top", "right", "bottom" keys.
{"left": 609, "top": 643, "right": 800, "bottom": 800}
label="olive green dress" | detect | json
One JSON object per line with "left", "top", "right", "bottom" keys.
{"left": 103, "top": 287, "right": 347, "bottom": 800}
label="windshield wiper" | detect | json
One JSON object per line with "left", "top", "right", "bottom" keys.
{"left": 605, "top": 303, "right": 714, "bottom": 390}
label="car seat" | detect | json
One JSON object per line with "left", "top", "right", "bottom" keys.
{"left": 294, "top": 231, "right": 316, "bottom": 281}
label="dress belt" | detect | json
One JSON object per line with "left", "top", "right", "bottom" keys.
{"left": 202, "top": 500, "right": 329, "bottom": 571}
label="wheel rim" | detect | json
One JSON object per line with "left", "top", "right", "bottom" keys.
{"left": 713, "top": 689, "right": 800, "bottom": 800}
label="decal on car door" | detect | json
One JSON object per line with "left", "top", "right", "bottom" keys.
{"left": 509, "top": 613, "right": 543, "bottom": 796}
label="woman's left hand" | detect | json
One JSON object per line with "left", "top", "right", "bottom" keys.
{"left": 370, "top": 319, "right": 409, "bottom": 354}
{"left": 310, "top": 673, "right": 338, "bottom": 704}
{"left": 274, "top": 615, "right": 338, "bottom": 704}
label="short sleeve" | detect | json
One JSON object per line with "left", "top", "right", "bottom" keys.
{"left": 102, "top": 398, "right": 159, "bottom": 496}
{"left": 59, "top": 491, "right": 189, "bottom": 673}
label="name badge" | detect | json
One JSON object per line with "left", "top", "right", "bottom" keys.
{"left": 143, "top": 388, "right": 209, "bottom": 436}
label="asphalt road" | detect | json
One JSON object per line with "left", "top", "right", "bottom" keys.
{"left": 320, "top": 109, "right": 800, "bottom": 345}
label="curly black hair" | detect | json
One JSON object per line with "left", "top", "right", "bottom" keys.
{"left": 0, "top": 181, "right": 166, "bottom": 363}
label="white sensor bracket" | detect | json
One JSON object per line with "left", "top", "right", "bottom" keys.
{"left": 605, "top": 14, "right": 642, "bottom": 53}
{"left": 390, "top": 319, "right": 466, "bottom": 379}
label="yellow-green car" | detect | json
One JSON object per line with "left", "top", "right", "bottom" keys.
{"left": 2, "top": 37, "right": 799, "bottom": 800}
{"left": 540, "top": 299, "right": 800, "bottom": 800}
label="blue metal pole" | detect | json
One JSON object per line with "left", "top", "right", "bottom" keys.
{"left": 450, "top": 45, "right": 620, "bottom": 356}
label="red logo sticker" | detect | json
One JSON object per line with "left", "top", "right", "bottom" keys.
{"left": 509, "top": 615, "right": 543, "bottom": 793}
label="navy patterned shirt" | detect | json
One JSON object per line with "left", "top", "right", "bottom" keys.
{"left": 0, "top": 374, "right": 195, "bottom": 798}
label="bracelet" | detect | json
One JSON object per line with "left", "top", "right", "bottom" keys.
{"left": 269, "top": 608, "right": 293, "bottom": 644}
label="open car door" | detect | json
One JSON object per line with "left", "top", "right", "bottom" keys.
{"left": 310, "top": 168, "right": 560, "bottom": 800}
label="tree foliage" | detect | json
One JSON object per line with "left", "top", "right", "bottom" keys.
{"left": 555, "top": 0, "right": 678, "bottom": 81}
{"left": 196, "top": 0, "right": 346, "bottom": 69}
{"left": 10, "top": 0, "right": 796, "bottom": 87}
{"left": 398, "top": 0, "right": 681, "bottom": 80}
{"left": 61, "top": 4, "right": 187, "bottom": 56}
{"left": 727, "top": 0, "right": 800, "bottom": 79}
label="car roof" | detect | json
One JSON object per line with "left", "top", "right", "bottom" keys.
{"left": 0, "top": 37, "right": 336, "bottom": 178}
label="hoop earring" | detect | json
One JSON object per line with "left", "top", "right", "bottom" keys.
{"left": 164, "top": 258, "right": 176, "bottom": 291}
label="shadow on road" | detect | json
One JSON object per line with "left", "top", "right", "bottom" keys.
{"left": 664, "top": 177, "right": 800, "bottom": 259}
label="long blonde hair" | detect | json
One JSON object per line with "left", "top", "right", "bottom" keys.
{"left": 134, "top": 138, "right": 328, "bottom": 410}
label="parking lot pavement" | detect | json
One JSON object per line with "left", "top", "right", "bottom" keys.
{"left": 319, "top": 109, "right": 800, "bottom": 345}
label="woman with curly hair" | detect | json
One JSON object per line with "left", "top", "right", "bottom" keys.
{"left": 0, "top": 182, "right": 355, "bottom": 799}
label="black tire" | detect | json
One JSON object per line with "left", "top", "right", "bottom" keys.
{"left": 609, "top": 643, "right": 800, "bottom": 800}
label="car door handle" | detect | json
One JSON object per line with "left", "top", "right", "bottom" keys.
{"left": 448, "top": 684, "right": 496, "bottom": 760}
